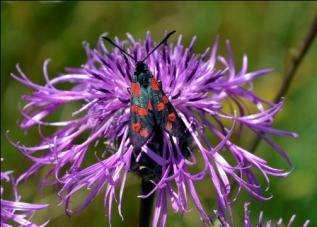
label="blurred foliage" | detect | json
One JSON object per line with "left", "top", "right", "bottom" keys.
{"left": 1, "top": 1, "right": 317, "bottom": 226}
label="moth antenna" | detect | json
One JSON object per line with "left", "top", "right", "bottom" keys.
{"left": 141, "top": 30, "right": 176, "bottom": 62}
{"left": 102, "top": 36, "right": 136, "bottom": 62}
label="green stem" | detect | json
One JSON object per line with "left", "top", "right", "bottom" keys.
{"left": 250, "top": 15, "right": 317, "bottom": 153}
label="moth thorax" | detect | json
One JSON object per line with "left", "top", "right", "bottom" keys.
{"left": 137, "top": 72, "right": 151, "bottom": 87}
{"left": 134, "top": 62, "right": 151, "bottom": 87}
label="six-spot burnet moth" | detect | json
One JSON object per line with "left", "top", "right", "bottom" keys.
{"left": 102, "top": 31, "right": 192, "bottom": 180}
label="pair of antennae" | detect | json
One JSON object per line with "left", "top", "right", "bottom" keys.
{"left": 102, "top": 31, "right": 176, "bottom": 63}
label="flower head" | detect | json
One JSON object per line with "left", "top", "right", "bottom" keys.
{"left": 1, "top": 166, "right": 49, "bottom": 226}
{"left": 9, "top": 31, "right": 297, "bottom": 226}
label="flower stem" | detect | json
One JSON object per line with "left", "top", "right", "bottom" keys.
{"left": 139, "top": 178, "right": 155, "bottom": 227}
{"left": 250, "top": 14, "right": 317, "bottom": 153}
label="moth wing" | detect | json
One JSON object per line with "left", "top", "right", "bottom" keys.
{"left": 150, "top": 79, "right": 192, "bottom": 157}
{"left": 129, "top": 108, "right": 154, "bottom": 149}
{"left": 153, "top": 96, "right": 189, "bottom": 138}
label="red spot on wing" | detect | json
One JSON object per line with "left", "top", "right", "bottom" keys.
{"left": 168, "top": 112, "right": 176, "bottom": 122}
{"left": 156, "top": 102, "right": 165, "bottom": 111}
{"left": 137, "top": 107, "right": 148, "bottom": 116}
{"left": 131, "top": 122, "right": 141, "bottom": 132}
{"left": 162, "top": 95, "right": 169, "bottom": 104}
{"left": 131, "top": 83, "right": 141, "bottom": 97}
{"left": 150, "top": 78, "right": 160, "bottom": 91}
{"left": 131, "top": 104, "right": 149, "bottom": 116}
{"left": 131, "top": 104, "right": 138, "bottom": 113}
{"left": 156, "top": 96, "right": 169, "bottom": 111}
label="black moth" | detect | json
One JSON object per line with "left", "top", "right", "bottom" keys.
{"left": 103, "top": 31, "right": 193, "bottom": 181}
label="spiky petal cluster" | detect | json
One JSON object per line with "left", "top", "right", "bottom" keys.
{"left": 1, "top": 169, "right": 49, "bottom": 226}
{"left": 10, "top": 32, "right": 297, "bottom": 226}
{"left": 242, "top": 203, "right": 310, "bottom": 227}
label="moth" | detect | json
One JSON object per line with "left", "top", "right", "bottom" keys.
{"left": 103, "top": 31, "right": 192, "bottom": 178}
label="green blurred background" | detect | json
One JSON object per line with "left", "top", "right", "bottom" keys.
{"left": 1, "top": 1, "right": 317, "bottom": 226}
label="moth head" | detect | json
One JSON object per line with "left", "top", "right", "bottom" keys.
{"left": 135, "top": 62, "right": 150, "bottom": 86}
{"left": 135, "top": 61, "right": 148, "bottom": 74}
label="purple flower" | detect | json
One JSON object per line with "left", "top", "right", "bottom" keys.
{"left": 9, "top": 32, "right": 297, "bottom": 226}
{"left": 242, "top": 202, "right": 310, "bottom": 227}
{"left": 1, "top": 167, "right": 49, "bottom": 226}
